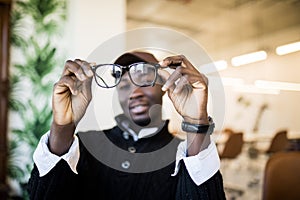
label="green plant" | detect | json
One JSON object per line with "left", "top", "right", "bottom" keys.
{"left": 8, "top": 0, "right": 67, "bottom": 198}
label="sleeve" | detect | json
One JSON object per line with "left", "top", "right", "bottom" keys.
{"left": 32, "top": 131, "right": 80, "bottom": 176}
{"left": 175, "top": 162, "right": 226, "bottom": 200}
{"left": 27, "top": 132, "right": 82, "bottom": 199}
{"left": 172, "top": 139, "right": 220, "bottom": 185}
{"left": 27, "top": 161, "right": 81, "bottom": 200}
{"left": 172, "top": 139, "right": 226, "bottom": 200}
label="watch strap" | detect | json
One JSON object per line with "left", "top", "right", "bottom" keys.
{"left": 181, "top": 117, "right": 215, "bottom": 134}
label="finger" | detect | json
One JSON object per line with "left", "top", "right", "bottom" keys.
{"left": 160, "top": 55, "right": 198, "bottom": 72}
{"left": 178, "top": 69, "right": 207, "bottom": 89}
{"left": 173, "top": 75, "right": 189, "bottom": 94}
{"left": 172, "top": 66, "right": 208, "bottom": 89}
{"left": 160, "top": 55, "right": 208, "bottom": 88}
{"left": 63, "top": 60, "right": 87, "bottom": 81}
{"left": 156, "top": 69, "right": 170, "bottom": 86}
{"left": 157, "top": 69, "right": 176, "bottom": 94}
{"left": 161, "top": 69, "right": 182, "bottom": 92}
{"left": 74, "top": 59, "right": 94, "bottom": 77}
{"left": 190, "top": 74, "right": 208, "bottom": 89}
{"left": 159, "top": 55, "right": 185, "bottom": 69}
{"left": 180, "top": 55, "right": 195, "bottom": 69}
{"left": 202, "top": 74, "right": 209, "bottom": 85}
{"left": 54, "top": 75, "right": 79, "bottom": 95}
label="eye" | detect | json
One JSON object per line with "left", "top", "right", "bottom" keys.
{"left": 118, "top": 83, "right": 130, "bottom": 90}
{"left": 118, "top": 79, "right": 131, "bottom": 90}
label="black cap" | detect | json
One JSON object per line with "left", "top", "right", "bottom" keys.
{"left": 114, "top": 51, "right": 159, "bottom": 66}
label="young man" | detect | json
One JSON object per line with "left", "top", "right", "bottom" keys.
{"left": 27, "top": 51, "right": 226, "bottom": 199}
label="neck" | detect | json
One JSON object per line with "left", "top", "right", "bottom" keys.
{"left": 115, "top": 114, "right": 165, "bottom": 135}
{"left": 132, "top": 116, "right": 164, "bottom": 133}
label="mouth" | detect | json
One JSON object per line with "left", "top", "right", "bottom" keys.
{"left": 129, "top": 104, "right": 149, "bottom": 115}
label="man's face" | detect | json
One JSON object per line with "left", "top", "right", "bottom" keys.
{"left": 116, "top": 72, "right": 165, "bottom": 126}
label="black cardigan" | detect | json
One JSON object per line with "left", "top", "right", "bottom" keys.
{"left": 27, "top": 123, "right": 226, "bottom": 200}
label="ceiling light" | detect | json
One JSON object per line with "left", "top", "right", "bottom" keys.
{"left": 231, "top": 51, "right": 267, "bottom": 67}
{"left": 255, "top": 80, "right": 300, "bottom": 91}
{"left": 233, "top": 84, "right": 280, "bottom": 95}
{"left": 276, "top": 41, "right": 300, "bottom": 55}
{"left": 199, "top": 60, "right": 228, "bottom": 73}
{"left": 221, "top": 77, "right": 244, "bottom": 86}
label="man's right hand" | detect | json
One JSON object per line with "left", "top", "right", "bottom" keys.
{"left": 49, "top": 59, "right": 93, "bottom": 155}
{"left": 53, "top": 59, "right": 93, "bottom": 126}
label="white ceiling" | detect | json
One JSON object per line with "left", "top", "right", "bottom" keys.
{"left": 127, "top": 0, "right": 300, "bottom": 59}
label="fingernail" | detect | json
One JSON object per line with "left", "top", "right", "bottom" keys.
{"left": 80, "top": 74, "right": 86, "bottom": 80}
{"left": 87, "top": 70, "right": 94, "bottom": 76}
{"left": 162, "top": 85, "right": 167, "bottom": 91}
{"left": 73, "top": 90, "right": 78, "bottom": 95}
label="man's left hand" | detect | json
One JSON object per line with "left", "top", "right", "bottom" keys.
{"left": 159, "top": 55, "right": 209, "bottom": 125}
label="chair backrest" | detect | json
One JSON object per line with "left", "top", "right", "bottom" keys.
{"left": 220, "top": 132, "right": 244, "bottom": 159}
{"left": 266, "top": 130, "right": 289, "bottom": 154}
{"left": 262, "top": 151, "right": 300, "bottom": 200}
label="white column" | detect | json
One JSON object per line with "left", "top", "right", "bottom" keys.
{"left": 65, "top": 0, "right": 126, "bottom": 131}
{"left": 66, "top": 0, "right": 126, "bottom": 59}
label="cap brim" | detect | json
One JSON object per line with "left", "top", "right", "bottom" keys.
{"left": 114, "top": 52, "right": 158, "bottom": 66}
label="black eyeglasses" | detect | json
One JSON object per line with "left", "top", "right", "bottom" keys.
{"left": 91, "top": 62, "right": 161, "bottom": 88}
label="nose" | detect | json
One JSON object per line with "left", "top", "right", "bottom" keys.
{"left": 129, "top": 87, "right": 145, "bottom": 100}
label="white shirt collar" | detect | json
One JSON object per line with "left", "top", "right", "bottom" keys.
{"left": 116, "top": 114, "right": 166, "bottom": 141}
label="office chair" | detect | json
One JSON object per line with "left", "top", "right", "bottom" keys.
{"left": 265, "top": 130, "right": 289, "bottom": 154}
{"left": 262, "top": 151, "right": 300, "bottom": 200}
{"left": 219, "top": 132, "right": 244, "bottom": 159}
{"left": 219, "top": 132, "right": 244, "bottom": 198}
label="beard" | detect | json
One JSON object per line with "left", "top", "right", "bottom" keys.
{"left": 132, "top": 116, "right": 151, "bottom": 126}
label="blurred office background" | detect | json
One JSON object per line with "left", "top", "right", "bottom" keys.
{"left": 1, "top": 0, "right": 300, "bottom": 199}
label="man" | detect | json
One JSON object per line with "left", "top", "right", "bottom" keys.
{"left": 27, "top": 51, "right": 226, "bottom": 199}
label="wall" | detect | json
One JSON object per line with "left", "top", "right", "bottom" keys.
{"left": 65, "top": 0, "right": 126, "bottom": 59}
{"left": 219, "top": 50, "right": 300, "bottom": 136}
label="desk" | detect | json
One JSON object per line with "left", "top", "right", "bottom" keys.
{"left": 213, "top": 132, "right": 273, "bottom": 145}
{"left": 213, "top": 130, "right": 300, "bottom": 156}
{"left": 244, "top": 133, "right": 273, "bottom": 144}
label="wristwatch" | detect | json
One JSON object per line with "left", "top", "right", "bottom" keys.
{"left": 181, "top": 117, "right": 215, "bottom": 134}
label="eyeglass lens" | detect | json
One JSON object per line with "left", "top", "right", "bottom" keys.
{"left": 93, "top": 63, "right": 157, "bottom": 88}
{"left": 94, "top": 64, "right": 122, "bottom": 88}
{"left": 129, "top": 63, "right": 156, "bottom": 87}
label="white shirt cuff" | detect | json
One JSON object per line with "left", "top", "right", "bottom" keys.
{"left": 172, "top": 139, "right": 220, "bottom": 186}
{"left": 33, "top": 131, "right": 80, "bottom": 177}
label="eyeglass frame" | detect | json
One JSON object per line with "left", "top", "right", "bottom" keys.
{"left": 91, "top": 62, "right": 161, "bottom": 88}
